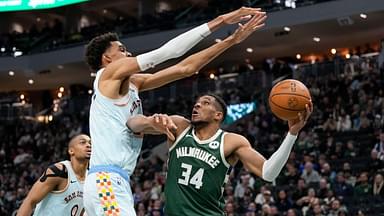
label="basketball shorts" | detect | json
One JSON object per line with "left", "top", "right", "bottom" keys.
{"left": 83, "top": 165, "right": 135, "bottom": 216}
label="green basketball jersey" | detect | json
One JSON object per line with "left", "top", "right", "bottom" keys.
{"left": 165, "top": 126, "right": 231, "bottom": 216}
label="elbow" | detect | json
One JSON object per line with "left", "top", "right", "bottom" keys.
{"left": 261, "top": 162, "right": 277, "bottom": 182}
{"left": 126, "top": 118, "right": 141, "bottom": 133}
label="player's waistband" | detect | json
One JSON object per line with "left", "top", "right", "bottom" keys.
{"left": 88, "top": 165, "right": 130, "bottom": 182}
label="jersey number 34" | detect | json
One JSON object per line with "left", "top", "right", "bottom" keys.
{"left": 178, "top": 163, "right": 204, "bottom": 189}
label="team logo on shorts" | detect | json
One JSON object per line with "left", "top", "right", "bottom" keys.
{"left": 209, "top": 141, "right": 220, "bottom": 149}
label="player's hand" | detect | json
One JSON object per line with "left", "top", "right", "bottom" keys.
{"left": 229, "top": 11, "right": 267, "bottom": 44}
{"left": 152, "top": 114, "right": 177, "bottom": 141}
{"left": 220, "top": 7, "right": 263, "bottom": 25}
{"left": 288, "top": 102, "right": 313, "bottom": 135}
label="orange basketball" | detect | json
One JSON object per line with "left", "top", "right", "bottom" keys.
{"left": 268, "top": 79, "right": 312, "bottom": 121}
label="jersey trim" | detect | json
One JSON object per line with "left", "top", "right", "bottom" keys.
{"left": 169, "top": 125, "right": 191, "bottom": 152}
{"left": 220, "top": 132, "right": 231, "bottom": 168}
{"left": 192, "top": 128, "right": 222, "bottom": 144}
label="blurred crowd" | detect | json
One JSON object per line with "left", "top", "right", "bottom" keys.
{"left": 0, "top": 0, "right": 335, "bottom": 57}
{"left": 0, "top": 47, "right": 383, "bottom": 215}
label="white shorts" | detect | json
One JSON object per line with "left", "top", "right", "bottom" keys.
{"left": 84, "top": 168, "right": 135, "bottom": 216}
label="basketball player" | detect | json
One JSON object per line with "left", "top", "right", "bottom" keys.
{"left": 83, "top": 7, "right": 266, "bottom": 216}
{"left": 127, "top": 94, "right": 312, "bottom": 215}
{"left": 17, "top": 134, "right": 91, "bottom": 216}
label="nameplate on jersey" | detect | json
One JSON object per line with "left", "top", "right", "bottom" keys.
{"left": 64, "top": 191, "right": 83, "bottom": 204}
{"left": 176, "top": 147, "right": 220, "bottom": 168}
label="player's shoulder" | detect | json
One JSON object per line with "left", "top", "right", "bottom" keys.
{"left": 170, "top": 115, "right": 191, "bottom": 137}
{"left": 170, "top": 115, "right": 190, "bottom": 125}
{"left": 39, "top": 162, "right": 69, "bottom": 185}
{"left": 46, "top": 162, "right": 68, "bottom": 177}
{"left": 223, "top": 132, "right": 250, "bottom": 147}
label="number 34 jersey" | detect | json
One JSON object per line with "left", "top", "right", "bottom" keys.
{"left": 165, "top": 126, "right": 231, "bottom": 216}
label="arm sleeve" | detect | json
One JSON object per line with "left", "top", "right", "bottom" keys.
{"left": 136, "top": 23, "right": 211, "bottom": 71}
{"left": 262, "top": 132, "right": 298, "bottom": 182}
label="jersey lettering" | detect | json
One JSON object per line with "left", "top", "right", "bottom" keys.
{"left": 176, "top": 146, "right": 220, "bottom": 168}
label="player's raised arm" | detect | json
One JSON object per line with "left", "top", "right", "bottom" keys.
{"left": 90, "top": 7, "right": 263, "bottom": 81}
{"left": 131, "top": 12, "right": 267, "bottom": 92}
{"left": 233, "top": 105, "right": 312, "bottom": 182}
{"left": 17, "top": 163, "right": 68, "bottom": 216}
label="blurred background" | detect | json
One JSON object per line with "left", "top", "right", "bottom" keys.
{"left": 0, "top": 0, "right": 383, "bottom": 215}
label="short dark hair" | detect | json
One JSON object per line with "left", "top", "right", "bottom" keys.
{"left": 205, "top": 93, "right": 227, "bottom": 122}
{"left": 84, "top": 32, "right": 119, "bottom": 71}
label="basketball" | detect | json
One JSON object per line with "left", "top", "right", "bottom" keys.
{"left": 269, "top": 79, "right": 312, "bottom": 121}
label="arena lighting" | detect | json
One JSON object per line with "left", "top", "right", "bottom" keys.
{"left": 8, "top": 71, "right": 15, "bottom": 76}
{"left": 57, "top": 65, "right": 64, "bottom": 69}
{"left": 209, "top": 73, "right": 215, "bottom": 79}
{"left": 0, "top": 0, "right": 89, "bottom": 12}
{"left": 296, "top": 54, "right": 301, "bottom": 59}
{"left": 103, "top": 9, "right": 108, "bottom": 14}
{"left": 37, "top": 116, "right": 45, "bottom": 122}
{"left": 246, "top": 48, "right": 253, "bottom": 53}
{"left": 313, "top": 37, "right": 320, "bottom": 42}
{"left": 88, "top": 89, "right": 93, "bottom": 95}
{"left": 53, "top": 107, "right": 58, "bottom": 112}
{"left": 36, "top": 17, "right": 41, "bottom": 22}
{"left": 12, "top": 47, "right": 16, "bottom": 51}
{"left": 331, "top": 48, "right": 337, "bottom": 54}
{"left": 48, "top": 115, "right": 53, "bottom": 122}
{"left": 59, "top": 87, "right": 64, "bottom": 92}
{"left": 20, "top": 94, "right": 25, "bottom": 100}
{"left": 14, "top": 51, "right": 23, "bottom": 57}
{"left": 21, "top": 100, "right": 25, "bottom": 105}
{"left": 360, "top": 13, "right": 367, "bottom": 19}
{"left": 345, "top": 53, "right": 351, "bottom": 59}
{"left": 28, "top": 79, "right": 34, "bottom": 84}
{"left": 58, "top": 92, "right": 63, "bottom": 98}
{"left": 283, "top": 26, "right": 291, "bottom": 32}
{"left": 1, "top": 47, "right": 5, "bottom": 52}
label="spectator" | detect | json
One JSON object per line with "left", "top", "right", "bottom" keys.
{"left": 354, "top": 172, "right": 372, "bottom": 196}
{"left": 372, "top": 131, "right": 384, "bottom": 160}
{"left": 373, "top": 173, "right": 384, "bottom": 197}
{"left": 327, "top": 199, "right": 348, "bottom": 216}
{"left": 301, "top": 162, "right": 321, "bottom": 185}
{"left": 367, "top": 149, "right": 384, "bottom": 175}
{"left": 332, "top": 172, "right": 354, "bottom": 198}
{"left": 317, "top": 178, "right": 330, "bottom": 199}
{"left": 275, "top": 189, "right": 293, "bottom": 213}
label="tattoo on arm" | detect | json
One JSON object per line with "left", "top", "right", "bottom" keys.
{"left": 39, "top": 164, "right": 68, "bottom": 182}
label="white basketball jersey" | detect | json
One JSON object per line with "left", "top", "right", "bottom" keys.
{"left": 33, "top": 160, "right": 84, "bottom": 216}
{"left": 89, "top": 68, "right": 143, "bottom": 175}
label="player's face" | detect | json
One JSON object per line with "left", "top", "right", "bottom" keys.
{"left": 104, "top": 41, "right": 132, "bottom": 62}
{"left": 70, "top": 135, "right": 92, "bottom": 160}
{"left": 191, "top": 96, "right": 222, "bottom": 125}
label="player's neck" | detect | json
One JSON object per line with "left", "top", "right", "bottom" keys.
{"left": 70, "top": 159, "right": 88, "bottom": 180}
{"left": 194, "top": 124, "right": 220, "bottom": 141}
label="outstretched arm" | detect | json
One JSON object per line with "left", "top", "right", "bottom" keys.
{"left": 17, "top": 163, "right": 68, "bottom": 216}
{"left": 132, "top": 12, "right": 267, "bottom": 91}
{"left": 106, "top": 7, "right": 263, "bottom": 80}
{"left": 234, "top": 104, "right": 312, "bottom": 182}
{"left": 127, "top": 114, "right": 190, "bottom": 142}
